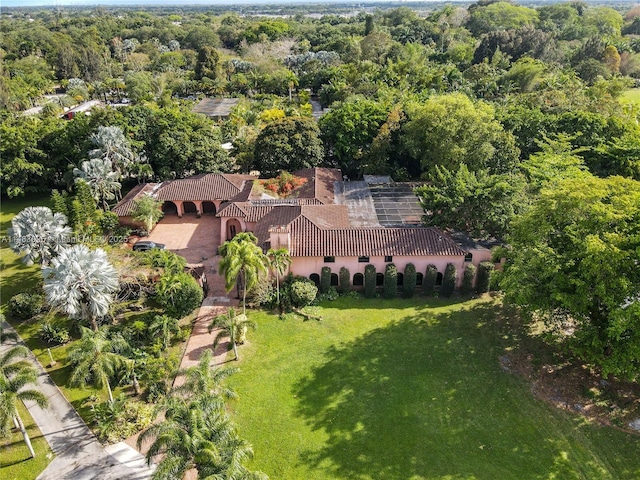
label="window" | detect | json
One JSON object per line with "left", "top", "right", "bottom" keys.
{"left": 376, "top": 272, "right": 384, "bottom": 286}
{"left": 229, "top": 224, "right": 236, "bottom": 237}
{"left": 330, "top": 273, "right": 339, "bottom": 286}
{"left": 435, "top": 272, "right": 443, "bottom": 286}
{"left": 353, "top": 273, "right": 364, "bottom": 286}
{"left": 309, "top": 273, "right": 320, "bottom": 286}
{"left": 385, "top": 255, "right": 393, "bottom": 262}
{"left": 464, "top": 253, "right": 473, "bottom": 262}
{"left": 397, "top": 272, "right": 404, "bottom": 286}
{"left": 358, "top": 256, "right": 370, "bottom": 263}
{"left": 324, "top": 256, "right": 335, "bottom": 263}
{"left": 416, "top": 272, "right": 424, "bottom": 286}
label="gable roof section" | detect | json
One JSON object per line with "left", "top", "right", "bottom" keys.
{"left": 292, "top": 167, "right": 342, "bottom": 204}
{"left": 288, "top": 217, "right": 466, "bottom": 257}
{"left": 155, "top": 174, "right": 254, "bottom": 201}
{"left": 112, "top": 183, "right": 159, "bottom": 216}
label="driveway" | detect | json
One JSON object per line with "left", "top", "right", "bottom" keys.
{"left": 147, "top": 214, "right": 219, "bottom": 264}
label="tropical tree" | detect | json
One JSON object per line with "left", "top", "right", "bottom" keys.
{"left": 131, "top": 194, "right": 164, "bottom": 233}
{"left": 266, "top": 248, "right": 291, "bottom": 305}
{"left": 208, "top": 307, "right": 257, "bottom": 361}
{"left": 73, "top": 159, "right": 121, "bottom": 210}
{"left": 88, "top": 125, "right": 135, "bottom": 177}
{"left": 218, "top": 232, "right": 268, "bottom": 315}
{"left": 67, "top": 326, "right": 129, "bottom": 403}
{"left": 42, "top": 245, "right": 119, "bottom": 331}
{"left": 148, "top": 315, "right": 180, "bottom": 351}
{"left": 8, "top": 206, "right": 71, "bottom": 266}
{"left": 173, "top": 349, "right": 238, "bottom": 401}
{"left": 137, "top": 394, "right": 266, "bottom": 480}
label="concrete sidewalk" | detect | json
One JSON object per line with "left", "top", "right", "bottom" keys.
{"left": 0, "top": 321, "right": 154, "bottom": 480}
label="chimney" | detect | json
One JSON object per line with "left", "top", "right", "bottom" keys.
{"left": 268, "top": 225, "right": 291, "bottom": 250}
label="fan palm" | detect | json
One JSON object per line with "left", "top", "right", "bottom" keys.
{"left": 208, "top": 307, "right": 256, "bottom": 362}
{"left": 266, "top": 247, "right": 291, "bottom": 305}
{"left": 88, "top": 125, "right": 135, "bottom": 178}
{"left": 173, "top": 349, "right": 238, "bottom": 401}
{"left": 8, "top": 206, "right": 71, "bottom": 265}
{"left": 67, "top": 326, "right": 129, "bottom": 403}
{"left": 73, "top": 158, "right": 122, "bottom": 210}
{"left": 148, "top": 315, "right": 180, "bottom": 351}
{"left": 43, "top": 245, "right": 119, "bottom": 331}
{"left": 218, "top": 232, "right": 267, "bottom": 315}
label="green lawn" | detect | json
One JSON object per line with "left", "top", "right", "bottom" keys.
{"left": 229, "top": 297, "right": 640, "bottom": 480}
{"left": 621, "top": 88, "right": 640, "bottom": 105}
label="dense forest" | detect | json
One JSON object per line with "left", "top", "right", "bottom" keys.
{"left": 2, "top": 2, "right": 640, "bottom": 379}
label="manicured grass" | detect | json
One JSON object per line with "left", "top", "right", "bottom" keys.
{"left": 621, "top": 88, "right": 640, "bottom": 105}
{"left": 0, "top": 402, "right": 52, "bottom": 480}
{"left": 229, "top": 297, "right": 640, "bottom": 479}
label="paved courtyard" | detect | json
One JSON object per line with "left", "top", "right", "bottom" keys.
{"left": 146, "top": 214, "right": 219, "bottom": 263}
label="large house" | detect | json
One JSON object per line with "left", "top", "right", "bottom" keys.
{"left": 114, "top": 168, "right": 494, "bottom": 290}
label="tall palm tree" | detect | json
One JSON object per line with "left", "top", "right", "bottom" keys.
{"left": 208, "top": 307, "right": 256, "bottom": 362}
{"left": 88, "top": 125, "right": 135, "bottom": 178}
{"left": 138, "top": 395, "right": 266, "bottom": 480}
{"left": 173, "top": 349, "right": 238, "bottom": 401}
{"left": 0, "top": 324, "right": 48, "bottom": 458}
{"left": 8, "top": 206, "right": 71, "bottom": 266}
{"left": 73, "top": 158, "right": 122, "bottom": 210}
{"left": 0, "top": 367, "right": 48, "bottom": 458}
{"left": 148, "top": 315, "right": 180, "bottom": 351}
{"left": 67, "top": 326, "right": 129, "bottom": 403}
{"left": 218, "top": 232, "right": 267, "bottom": 315}
{"left": 43, "top": 245, "right": 119, "bottom": 331}
{"left": 266, "top": 247, "right": 291, "bottom": 306}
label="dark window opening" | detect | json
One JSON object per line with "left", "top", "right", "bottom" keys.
{"left": 436, "top": 272, "right": 443, "bottom": 286}
{"left": 376, "top": 272, "right": 384, "bottom": 286}
{"left": 385, "top": 255, "right": 393, "bottom": 262}
{"left": 358, "top": 256, "right": 370, "bottom": 263}
{"left": 330, "top": 273, "right": 339, "bottom": 286}
{"left": 310, "top": 273, "right": 320, "bottom": 287}
{"left": 464, "top": 253, "right": 473, "bottom": 262}
{"left": 397, "top": 272, "right": 404, "bottom": 286}
{"left": 353, "top": 273, "right": 364, "bottom": 286}
{"left": 324, "top": 256, "right": 335, "bottom": 263}
{"left": 416, "top": 272, "right": 424, "bottom": 286}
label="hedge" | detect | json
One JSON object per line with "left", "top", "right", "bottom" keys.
{"left": 320, "top": 266, "right": 331, "bottom": 294}
{"left": 424, "top": 264, "right": 438, "bottom": 296}
{"left": 338, "top": 266, "right": 351, "bottom": 294}
{"left": 383, "top": 263, "right": 398, "bottom": 299}
{"left": 364, "top": 264, "right": 376, "bottom": 298}
{"left": 476, "top": 261, "right": 494, "bottom": 294}
{"left": 403, "top": 263, "right": 416, "bottom": 298}
{"left": 442, "top": 263, "right": 457, "bottom": 298}
{"left": 461, "top": 264, "right": 477, "bottom": 296}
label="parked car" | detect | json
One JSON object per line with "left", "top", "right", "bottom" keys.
{"left": 132, "top": 240, "right": 165, "bottom": 252}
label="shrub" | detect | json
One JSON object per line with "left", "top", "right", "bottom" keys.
{"left": 39, "top": 321, "right": 70, "bottom": 345}
{"left": 8, "top": 292, "right": 44, "bottom": 320}
{"left": 476, "top": 261, "right": 495, "bottom": 294}
{"left": 424, "top": 264, "right": 438, "bottom": 296}
{"left": 442, "top": 263, "right": 457, "bottom": 298}
{"left": 290, "top": 280, "right": 318, "bottom": 308}
{"left": 139, "top": 354, "right": 179, "bottom": 402}
{"left": 147, "top": 249, "right": 186, "bottom": 274}
{"left": 383, "top": 263, "right": 398, "bottom": 299}
{"left": 490, "top": 269, "right": 503, "bottom": 291}
{"left": 364, "top": 264, "right": 377, "bottom": 298}
{"left": 320, "top": 266, "right": 331, "bottom": 294}
{"left": 461, "top": 264, "right": 477, "bottom": 296}
{"left": 316, "top": 286, "right": 339, "bottom": 302}
{"left": 156, "top": 271, "right": 203, "bottom": 318}
{"left": 245, "top": 273, "right": 274, "bottom": 308}
{"left": 338, "top": 267, "right": 351, "bottom": 294}
{"left": 403, "top": 263, "right": 417, "bottom": 298}
{"left": 91, "top": 395, "right": 155, "bottom": 443}
{"left": 99, "top": 211, "right": 120, "bottom": 234}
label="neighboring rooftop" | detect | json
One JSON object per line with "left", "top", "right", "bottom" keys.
{"left": 192, "top": 98, "right": 240, "bottom": 118}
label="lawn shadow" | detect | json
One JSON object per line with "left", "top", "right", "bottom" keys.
{"left": 292, "top": 301, "right": 638, "bottom": 479}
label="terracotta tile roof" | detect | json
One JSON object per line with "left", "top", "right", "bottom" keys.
{"left": 300, "top": 205, "right": 350, "bottom": 228}
{"left": 288, "top": 217, "right": 466, "bottom": 257}
{"left": 112, "top": 183, "right": 159, "bottom": 216}
{"left": 155, "top": 174, "right": 254, "bottom": 201}
{"left": 292, "top": 168, "right": 342, "bottom": 204}
{"left": 253, "top": 206, "right": 302, "bottom": 246}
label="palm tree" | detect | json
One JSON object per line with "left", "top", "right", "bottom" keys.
{"left": 266, "top": 247, "right": 291, "bottom": 306}
{"left": 138, "top": 395, "right": 266, "bottom": 480}
{"left": 0, "top": 367, "right": 48, "bottom": 458}
{"left": 0, "top": 325, "right": 49, "bottom": 458}
{"left": 42, "top": 245, "right": 119, "bottom": 331}
{"left": 8, "top": 206, "right": 71, "bottom": 266}
{"left": 73, "top": 158, "right": 122, "bottom": 210}
{"left": 131, "top": 193, "right": 164, "bottom": 233}
{"left": 88, "top": 125, "right": 135, "bottom": 178}
{"left": 218, "top": 232, "right": 267, "bottom": 315}
{"left": 173, "top": 349, "right": 238, "bottom": 401}
{"left": 208, "top": 307, "right": 256, "bottom": 362}
{"left": 67, "top": 326, "right": 129, "bottom": 404}
{"left": 148, "top": 315, "right": 180, "bottom": 351}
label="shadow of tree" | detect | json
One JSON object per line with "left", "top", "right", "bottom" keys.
{"left": 293, "top": 302, "right": 640, "bottom": 479}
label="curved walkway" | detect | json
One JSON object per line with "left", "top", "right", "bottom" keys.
{"left": 0, "top": 320, "right": 154, "bottom": 480}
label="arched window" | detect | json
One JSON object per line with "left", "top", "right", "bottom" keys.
{"left": 376, "top": 272, "right": 384, "bottom": 286}
{"left": 416, "top": 272, "right": 424, "bottom": 286}
{"left": 397, "top": 272, "right": 404, "bottom": 286}
{"left": 353, "top": 273, "right": 364, "bottom": 286}
{"left": 436, "top": 272, "right": 443, "bottom": 286}
{"left": 330, "top": 273, "right": 339, "bottom": 286}
{"left": 310, "top": 273, "right": 320, "bottom": 286}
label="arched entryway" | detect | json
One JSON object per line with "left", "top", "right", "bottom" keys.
{"left": 310, "top": 273, "right": 320, "bottom": 287}
{"left": 183, "top": 201, "right": 197, "bottom": 214}
{"left": 226, "top": 219, "right": 242, "bottom": 240}
{"left": 162, "top": 201, "right": 178, "bottom": 214}
{"left": 202, "top": 201, "right": 216, "bottom": 214}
